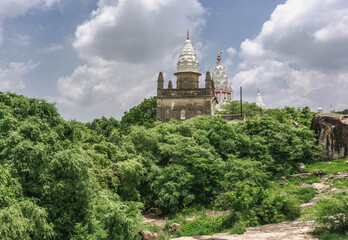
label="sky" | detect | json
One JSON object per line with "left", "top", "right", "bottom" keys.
{"left": 0, "top": 0, "right": 347, "bottom": 122}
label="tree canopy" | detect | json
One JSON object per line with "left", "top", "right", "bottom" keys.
{"left": 0, "top": 92, "right": 323, "bottom": 239}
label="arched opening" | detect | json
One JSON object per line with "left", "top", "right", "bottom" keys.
{"left": 180, "top": 110, "right": 186, "bottom": 120}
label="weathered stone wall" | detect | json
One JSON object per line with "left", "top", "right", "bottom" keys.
{"left": 156, "top": 97, "right": 215, "bottom": 121}
{"left": 160, "top": 88, "right": 214, "bottom": 97}
{"left": 311, "top": 113, "right": 348, "bottom": 159}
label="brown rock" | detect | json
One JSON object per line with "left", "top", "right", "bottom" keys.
{"left": 311, "top": 113, "right": 348, "bottom": 159}
{"left": 139, "top": 231, "right": 154, "bottom": 240}
{"left": 153, "top": 233, "right": 159, "bottom": 239}
{"left": 296, "top": 163, "right": 306, "bottom": 172}
{"left": 313, "top": 169, "right": 323, "bottom": 175}
{"left": 327, "top": 162, "right": 332, "bottom": 165}
{"left": 169, "top": 223, "right": 180, "bottom": 232}
{"left": 288, "top": 173, "right": 312, "bottom": 178}
{"left": 278, "top": 182, "right": 288, "bottom": 188}
{"left": 281, "top": 176, "right": 286, "bottom": 180}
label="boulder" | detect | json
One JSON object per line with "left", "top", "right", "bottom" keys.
{"left": 313, "top": 169, "right": 323, "bottom": 175}
{"left": 311, "top": 113, "right": 348, "bottom": 159}
{"left": 278, "top": 182, "right": 288, "bottom": 188}
{"left": 169, "top": 223, "right": 180, "bottom": 232}
{"left": 153, "top": 233, "right": 159, "bottom": 239}
{"left": 296, "top": 163, "right": 306, "bottom": 171}
{"left": 139, "top": 231, "right": 154, "bottom": 240}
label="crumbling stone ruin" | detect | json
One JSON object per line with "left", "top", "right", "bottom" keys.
{"left": 311, "top": 113, "right": 348, "bottom": 159}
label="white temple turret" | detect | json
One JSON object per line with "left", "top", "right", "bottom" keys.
{"left": 256, "top": 89, "right": 266, "bottom": 109}
{"left": 212, "top": 50, "right": 232, "bottom": 106}
{"left": 176, "top": 30, "right": 199, "bottom": 73}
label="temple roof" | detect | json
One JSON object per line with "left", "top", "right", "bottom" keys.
{"left": 212, "top": 51, "right": 231, "bottom": 92}
{"left": 176, "top": 31, "right": 199, "bottom": 73}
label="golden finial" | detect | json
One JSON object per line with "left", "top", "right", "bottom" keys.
{"left": 217, "top": 50, "right": 223, "bottom": 63}
{"left": 187, "top": 30, "right": 189, "bottom": 40}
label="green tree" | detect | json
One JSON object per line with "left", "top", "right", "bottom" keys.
{"left": 121, "top": 97, "right": 156, "bottom": 128}
{"left": 220, "top": 100, "right": 263, "bottom": 117}
{"left": 149, "top": 165, "right": 195, "bottom": 215}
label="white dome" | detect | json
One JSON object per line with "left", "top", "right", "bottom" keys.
{"left": 256, "top": 89, "right": 266, "bottom": 109}
{"left": 177, "top": 38, "right": 199, "bottom": 73}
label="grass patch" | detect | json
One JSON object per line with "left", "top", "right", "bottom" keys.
{"left": 168, "top": 214, "right": 228, "bottom": 237}
{"left": 269, "top": 176, "right": 318, "bottom": 204}
{"left": 302, "top": 192, "right": 348, "bottom": 238}
{"left": 273, "top": 184, "right": 317, "bottom": 203}
{"left": 286, "top": 175, "right": 320, "bottom": 185}
{"left": 307, "top": 158, "right": 348, "bottom": 174}
{"left": 319, "top": 233, "right": 348, "bottom": 240}
{"left": 330, "top": 178, "right": 348, "bottom": 189}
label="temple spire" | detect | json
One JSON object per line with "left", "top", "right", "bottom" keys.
{"left": 217, "top": 50, "right": 223, "bottom": 63}
{"left": 256, "top": 89, "right": 266, "bottom": 109}
{"left": 187, "top": 30, "right": 189, "bottom": 40}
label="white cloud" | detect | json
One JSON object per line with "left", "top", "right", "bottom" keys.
{"left": 10, "top": 33, "right": 31, "bottom": 46}
{"left": 38, "top": 43, "right": 63, "bottom": 54}
{"left": 73, "top": 0, "right": 205, "bottom": 64}
{"left": 0, "top": 0, "right": 56, "bottom": 18}
{"left": 234, "top": 0, "right": 348, "bottom": 112}
{"left": 0, "top": 61, "right": 39, "bottom": 91}
{"left": 0, "top": 0, "right": 58, "bottom": 46}
{"left": 57, "top": 0, "right": 207, "bottom": 121}
{"left": 226, "top": 47, "right": 236, "bottom": 56}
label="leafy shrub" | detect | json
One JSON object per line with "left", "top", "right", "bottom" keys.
{"left": 148, "top": 165, "right": 194, "bottom": 215}
{"left": 0, "top": 200, "right": 56, "bottom": 239}
{"left": 221, "top": 157, "right": 270, "bottom": 189}
{"left": 230, "top": 221, "right": 247, "bottom": 234}
{"left": 215, "top": 185, "right": 300, "bottom": 227}
{"left": 171, "top": 214, "right": 227, "bottom": 237}
{"left": 314, "top": 193, "right": 348, "bottom": 234}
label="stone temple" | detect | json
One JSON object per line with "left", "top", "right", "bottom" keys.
{"left": 156, "top": 31, "right": 217, "bottom": 121}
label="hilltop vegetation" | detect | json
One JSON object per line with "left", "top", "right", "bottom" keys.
{"left": 0, "top": 92, "right": 346, "bottom": 239}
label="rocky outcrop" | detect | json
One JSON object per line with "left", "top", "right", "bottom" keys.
{"left": 311, "top": 113, "right": 348, "bottom": 159}
{"left": 169, "top": 223, "right": 181, "bottom": 232}
{"left": 139, "top": 231, "right": 159, "bottom": 240}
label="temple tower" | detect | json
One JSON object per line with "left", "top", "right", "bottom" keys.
{"left": 212, "top": 51, "right": 232, "bottom": 108}
{"left": 256, "top": 89, "right": 266, "bottom": 109}
{"left": 156, "top": 31, "right": 216, "bottom": 121}
{"left": 175, "top": 30, "right": 201, "bottom": 89}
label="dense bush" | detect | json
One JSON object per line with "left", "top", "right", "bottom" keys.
{"left": 215, "top": 185, "right": 300, "bottom": 226}
{"left": 0, "top": 92, "right": 142, "bottom": 239}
